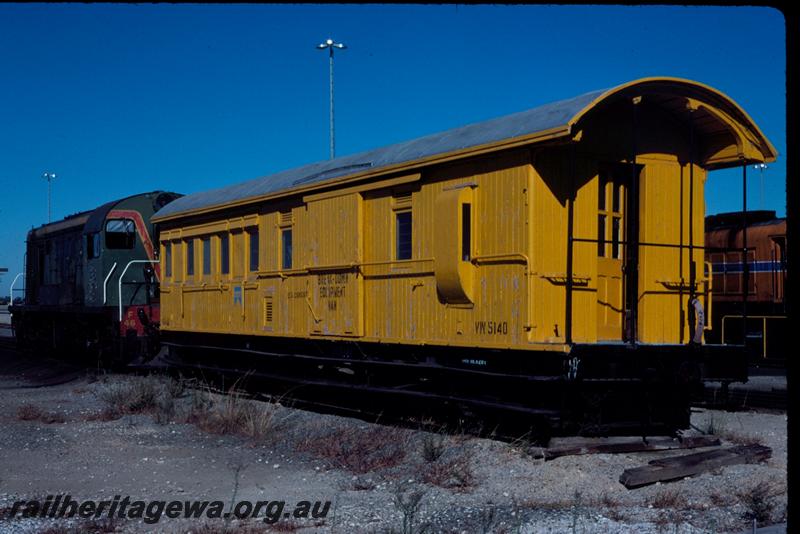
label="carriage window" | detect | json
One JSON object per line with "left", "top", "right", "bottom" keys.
{"left": 598, "top": 171, "right": 607, "bottom": 211}
{"left": 105, "top": 219, "right": 136, "bottom": 249}
{"left": 396, "top": 211, "right": 412, "bottom": 260}
{"left": 597, "top": 168, "right": 624, "bottom": 259}
{"left": 249, "top": 228, "right": 259, "bottom": 272}
{"left": 461, "top": 203, "right": 471, "bottom": 261}
{"left": 86, "top": 232, "right": 101, "bottom": 259}
{"left": 597, "top": 215, "right": 606, "bottom": 257}
{"left": 186, "top": 239, "right": 195, "bottom": 276}
{"left": 612, "top": 218, "right": 621, "bottom": 259}
{"left": 281, "top": 229, "right": 293, "bottom": 270}
{"left": 164, "top": 242, "right": 172, "bottom": 278}
{"left": 202, "top": 237, "right": 211, "bottom": 275}
{"left": 220, "top": 233, "right": 230, "bottom": 275}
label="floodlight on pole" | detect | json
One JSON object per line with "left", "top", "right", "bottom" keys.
{"left": 42, "top": 172, "right": 57, "bottom": 223}
{"left": 316, "top": 38, "right": 346, "bottom": 159}
{"left": 753, "top": 163, "right": 767, "bottom": 210}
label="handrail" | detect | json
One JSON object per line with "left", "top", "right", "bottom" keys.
{"left": 721, "top": 314, "right": 787, "bottom": 359}
{"left": 9, "top": 273, "right": 24, "bottom": 304}
{"left": 103, "top": 262, "right": 118, "bottom": 304}
{"left": 118, "top": 259, "right": 158, "bottom": 321}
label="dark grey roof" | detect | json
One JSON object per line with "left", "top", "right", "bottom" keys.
{"left": 154, "top": 86, "right": 608, "bottom": 220}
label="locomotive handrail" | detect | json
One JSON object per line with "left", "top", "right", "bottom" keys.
{"left": 118, "top": 259, "right": 159, "bottom": 321}
{"left": 9, "top": 273, "right": 24, "bottom": 304}
{"left": 102, "top": 262, "right": 118, "bottom": 304}
{"left": 721, "top": 314, "right": 787, "bottom": 360}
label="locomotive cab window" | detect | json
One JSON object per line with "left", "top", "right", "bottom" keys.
{"left": 86, "top": 232, "right": 101, "bottom": 259}
{"left": 105, "top": 219, "right": 136, "bottom": 249}
{"left": 396, "top": 211, "right": 412, "bottom": 260}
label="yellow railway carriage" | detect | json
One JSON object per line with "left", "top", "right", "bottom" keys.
{"left": 152, "top": 77, "right": 776, "bottom": 434}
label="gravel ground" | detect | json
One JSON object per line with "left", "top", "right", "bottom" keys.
{"left": 0, "top": 366, "right": 787, "bottom": 534}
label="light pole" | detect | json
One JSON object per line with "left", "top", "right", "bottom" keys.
{"left": 753, "top": 163, "right": 767, "bottom": 210}
{"left": 42, "top": 171, "right": 57, "bottom": 222}
{"left": 316, "top": 38, "right": 346, "bottom": 159}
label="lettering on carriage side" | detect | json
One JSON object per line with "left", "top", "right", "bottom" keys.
{"left": 318, "top": 273, "right": 348, "bottom": 312}
{"left": 288, "top": 291, "right": 308, "bottom": 299}
{"left": 474, "top": 321, "right": 509, "bottom": 335}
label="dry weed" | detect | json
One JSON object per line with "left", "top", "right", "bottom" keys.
{"left": 38, "top": 518, "right": 120, "bottom": 534}
{"left": 650, "top": 488, "right": 688, "bottom": 510}
{"left": 420, "top": 454, "right": 475, "bottom": 492}
{"left": 709, "top": 490, "right": 731, "bottom": 507}
{"left": 296, "top": 425, "right": 407, "bottom": 474}
{"left": 16, "top": 404, "right": 67, "bottom": 424}
{"left": 420, "top": 433, "right": 446, "bottom": 462}
{"left": 188, "top": 386, "right": 281, "bottom": 442}
{"left": 16, "top": 404, "right": 44, "bottom": 421}
{"left": 180, "top": 523, "right": 269, "bottom": 533}
{"left": 737, "top": 481, "right": 780, "bottom": 525}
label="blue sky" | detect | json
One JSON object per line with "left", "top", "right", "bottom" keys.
{"left": 0, "top": 4, "right": 786, "bottom": 295}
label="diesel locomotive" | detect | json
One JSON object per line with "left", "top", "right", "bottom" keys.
{"left": 10, "top": 191, "right": 181, "bottom": 363}
{"left": 704, "top": 211, "right": 787, "bottom": 363}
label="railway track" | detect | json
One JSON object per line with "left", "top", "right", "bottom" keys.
{"left": 0, "top": 337, "right": 88, "bottom": 389}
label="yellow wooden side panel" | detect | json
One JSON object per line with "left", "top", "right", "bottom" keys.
{"left": 638, "top": 159, "right": 678, "bottom": 343}
{"left": 284, "top": 205, "right": 309, "bottom": 338}
{"left": 530, "top": 149, "right": 569, "bottom": 344}
{"left": 571, "top": 155, "right": 599, "bottom": 343}
{"left": 306, "top": 194, "right": 362, "bottom": 266}
{"left": 434, "top": 187, "right": 475, "bottom": 304}
{"left": 470, "top": 156, "right": 528, "bottom": 345}
{"left": 362, "top": 193, "right": 394, "bottom": 265}
{"left": 362, "top": 152, "right": 530, "bottom": 347}
{"left": 242, "top": 283, "right": 259, "bottom": 333}
{"left": 362, "top": 190, "right": 435, "bottom": 342}
{"left": 680, "top": 162, "right": 706, "bottom": 342}
{"left": 306, "top": 194, "right": 363, "bottom": 336}
{"left": 637, "top": 160, "right": 706, "bottom": 344}
{"left": 232, "top": 230, "right": 244, "bottom": 279}
{"left": 172, "top": 239, "right": 183, "bottom": 284}
{"left": 261, "top": 212, "right": 280, "bottom": 272}
{"left": 172, "top": 241, "right": 182, "bottom": 326}
{"left": 433, "top": 154, "right": 529, "bottom": 347}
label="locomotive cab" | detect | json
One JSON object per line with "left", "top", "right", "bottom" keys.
{"left": 11, "top": 191, "right": 181, "bottom": 364}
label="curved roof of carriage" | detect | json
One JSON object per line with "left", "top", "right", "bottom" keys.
{"left": 154, "top": 76, "right": 777, "bottom": 222}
